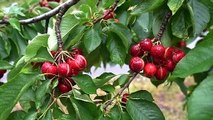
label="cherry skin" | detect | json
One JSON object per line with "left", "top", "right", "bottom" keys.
{"left": 0, "top": 69, "right": 6, "bottom": 78}
{"left": 41, "top": 62, "right": 57, "bottom": 79}
{"left": 129, "top": 57, "right": 144, "bottom": 72}
{"left": 121, "top": 93, "right": 129, "bottom": 103}
{"left": 151, "top": 45, "right": 165, "bottom": 59}
{"left": 103, "top": 10, "right": 114, "bottom": 20}
{"left": 177, "top": 40, "right": 187, "bottom": 48}
{"left": 172, "top": 51, "right": 185, "bottom": 63}
{"left": 73, "top": 55, "right": 87, "bottom": 71}
{"left": 71, "top": 48, "right": 83, "bottom": 56}
{"left": 164, "top": 60, "right": 176, "bottom": 72}
{"left": 164, "top": 47, "right": 174, "bottom": 60}
{"left": 155, "top": 67, "right": 168, "bottom": 80}
{"left": 57, "top": 63, "right": 71, "bottom": 77}
{"left": 144, "top": 63, "right": 157, "bottom": 78}
{"left": 58, "top": 83, "right": 72, "bottom": 93}
{"left": 50, "top": 51, "right": 57, "bottom": 57}
{"left": 130, "top": 43, "right": 144, "bottom": 57}
{"left": 140, "top": 38, "right": 153, "bottom": 51}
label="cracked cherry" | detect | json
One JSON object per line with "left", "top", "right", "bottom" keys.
{"left": 151, "top": 45, "right": 165, "bottom": 58}
{"left": 155, "top": 67, "right": 168, "bottom": 80}
{"left": 144, "top": 63, "right": 157, "bottom": 78}
{"left": 129, "top": 57, "right": 144, "bottom": 72}
{"left": 41, "top": 62, "right": 57, "bottom": 79}
{"left": 121, "top": 93, "right": 129, "bottom": 103}
{"left": 57, "top": 63, "right": 71, "bottom": 77}
{"left": 172, "top": 51, "right": 185, "bottom": 63}
{"left": 140, "top": 38, "right": 153, "bottom": 51}
{"left": 58, "top": 83, "right": 72, "bottom": 93}
{"left": 130, "top": 43, "right": 144, "bottom": 56}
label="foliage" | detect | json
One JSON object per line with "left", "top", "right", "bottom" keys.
{"left": 0, "top": 0, "right": 212, "bottom": 120}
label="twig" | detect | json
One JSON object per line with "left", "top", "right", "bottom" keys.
{"left": 93, "top": 0, "right": 119, "bottom": 24}
{"left": 44, "top": 18, "right": 50, "bottom": 33}
{"left": 0, "top": 0, "right": 79, "bottom": 25}
{"left": 103, "top": 72, "right": 138, "bottom": 110}
{"left": 156, "top": 11, "right": 172, "bottom": 41}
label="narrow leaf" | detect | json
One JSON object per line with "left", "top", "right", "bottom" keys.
{"left": 167, "top": 0, "right": 184, "bottom": 15}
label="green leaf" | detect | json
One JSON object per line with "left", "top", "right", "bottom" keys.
{"left": 93, "top": 72, "right": 115, "bottom": 87}
{"left": 73, "top": 89, "right": 93, "bottom": 103}
{"left": 83, "top": 25, "right": 102, "bottom": 53}
{"left": 8, "top": 111, "right": 26, "bottom": 120}
{"left": 19, "top": 88, "right": 36, "bottom": 111}
{"left": 23, "top": 111, "right": 37, "bottom": 120}
{"left": 107, "top": 33, "right": 126, "bottom": 64}
{"left": 130, "top": 90, "right": 154, "bottom": 102}
{"left": 126, "top": 99, "right": 165, "bottom": 120}
{"left": 57, "top": 114, "right": 75, "bottom": 120}
{"left": 0, "top": 73, "right": 38, "bottom": 120}
{"left": 121, "top": 112, "right": 132, "bottom": 120}
{"left": 70, "top": 97, "right": 99, "bottom": 120}
{"left": 72, "top": 74, "right": 97, "bottom": 94}
{"left": 108, "top": 105, "right": 121, "bottom": 120}
{"left": 35, "top": 80, "right": 51, "bottom": 107}
{"left": 9, "top": 18, "right": 21, "bottom": 31}
{"left": 171, "top": 10, "right": 189, "bottom": 38}
{"left": 188, "top": 0, "right": 210, "bottom": 35}
{"left": 25, "top": 34, "right": 49, "bottom": 61}
{"left": 30, "top": 47, "right": 54, "bottom": 63}
{"left": 131, "top": 0, "right": 166, "bottom": 15}
{"left": 187, "top": 74, "right": 213, "bottom": 120}
{"left": 0, "top": 60, "right": 13, "bottom": 69}
{"left": 109, "top": 23, "right": 132, "bottom": 51}
{"left": 101, "top": 85, "right": 115, "bottom": 93}
{"left": 173, "top": 31, "right": 213, "bottom": 78}
{"left": 114, "top": 74, "right": 130, "bottom": 87}
{"left": 167, "top": 0, "right": 184, "bottom": 15}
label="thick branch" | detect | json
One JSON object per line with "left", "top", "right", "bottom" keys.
{"left": 103, "top": 72, "right": 138, "bottom": 110}
{"left": 0, "top": 0, "right": 79, "bottom": 25}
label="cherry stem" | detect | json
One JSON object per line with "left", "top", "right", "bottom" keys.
{"left": 156, "top": 11, "right": 172, "bottom": 41}
{"left": 103, "top": 72, "right": 138, "bottom": 110}
{"left": 0, "top": 0, "right": 79, "bottom": 25}
{"left": 93, "top": 0, "right": 119, "bottom": 24}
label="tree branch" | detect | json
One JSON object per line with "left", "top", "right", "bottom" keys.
{"left": 103, "top": 72, "right": 138, "bottom": 110}
{"left": 0, "top": 0, "right": 79, "bottom": 25}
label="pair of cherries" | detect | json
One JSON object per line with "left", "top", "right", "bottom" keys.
{"left": 129, "top": 38, "right": 185, "bottom": 80}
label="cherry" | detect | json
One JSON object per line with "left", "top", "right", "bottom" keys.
{"left": 73, "top": 55, "right": 87, "bottom": 71}
{"left": 150, "top": 45, "right": 165, "bottom": 58}
{"left": 0, "top": 69, "right": 6, "bottom": 78}
{"left": 139, "top": 38, "right": 153, "bottom": 51}
{"left": 57, "top": 63, "right": 71, "bottom": 77}
{"left": 58, "top": 83, "right": 72, "bottom": 93}
{"left": 144, "top": 63, "right": 157, "bottom": 78}
{"left": 129, "top": 57, "right": 144, "bottom": 72}
{"left": 71, "top": 48, "right": 83, "bottom": 56}
{"left": 164, "top": 60, "right": 176, "bottom": 72}
{"left": 177, "top": 40, "right": 187, "bottom": 48}
{"left": 39, "top": 0, "right": 49, "bottom": 7}
{"left": 121, "top": 93, "right": 129, "bottom": 103}
{"left": 50, "top": 51, "right": 57, "bottom": 57}
{"left": 155, "top": 67, "right": 168, "bottom": 80}
{"left": 164, "top": 47, "right": 174, "bottom": 60}
{"left": 172, "top": 51, "right": 185, "bottom": 63}
{"left": 130, "top": 43, "right": 144, "bottom": 57}
{"left": 103, "top": 10, "right": 114, "bottom": 20}
{"left": 41, "top": 62, "right": 57, "bottom": 79}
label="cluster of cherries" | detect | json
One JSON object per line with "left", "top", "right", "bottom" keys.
{"left": 39, "top": 0, "right": 60, "bottom": 8}
{"left": 0, "top": 69, "right": 6, "bottom": 80}
{"left": 41, "top": 48, "right": 87, "bottom": 93}
{"left": 129, "top": 38, "right": 186, "bottom": 80}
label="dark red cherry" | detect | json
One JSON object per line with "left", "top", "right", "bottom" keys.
{"left": 41, "top": 62, "right": 57, "bottom": 79}
{"left": 139, "top": 38, "right": 153, "bottom": 51}
{"left": 144, "top": 63, "right": 157, "bottom": 78}
{"left": 155, "top": 67, "right": 168, "bottom": 80}
{"left": 172, "top": 51, "right": 185, "bottom": 63}
{"left": 57, "top": 63, "right": 71, "bottom": 77}
{"left": 150, "top": 45, "right": 165, "bottom": 58}
{"left": 129, "top": 57, "right": 144, "bottom": 72}
{"left": 121, "top": 93, "right": 129, "bottom": 103}
{"left": 58, "top": 83, "right": 72, "bottom": 93}
{"left": 164, "top": 60, "right": 176, "bottom": 72}
{"left": 130, "top": 43, "right": 144, "bottom": 56}
{"left": 103, "top": 10, "right": 114, "bottom": 20}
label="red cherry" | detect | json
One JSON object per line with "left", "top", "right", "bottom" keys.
{"left": 130, "top": 43, "right": 144, "bottom": 57}
{"left": 58, "top": 83, "right": 72, "bottom": 93}
{"left": 103, "top": 10, "right": 114, "bottom": 20}
{"left": 144, "top": 63, "right": 157, "bottom": 78}
{"left": 129, "top": 57, "right": 144, "bottom": 72}
{"left": 164, "top": 47, "right": 174, "bottom": 60}
{"left": 150, "top": 45, "right": 165, "bottom": 58}
{"left": 155, "top": 67, "right": 168, "bottom": 80}
{"left": 73, "top": 55, "right": 87, "bottom": 71}
{"left": 172, "top": 51, "right": 185, "bottom": 63}
{"left": 164, "top": 60, "right": 176, "bottom": 72}
{"left": 57, "top": 63, "right": 71, "bottom": 77}
{"left": 140, "top": 38, "right": 153, "bottom": 51}
{"left": 177, "top": 41, "right": 187, "bottom": 48}
{"left": 0, "top": 69, "right": 6, "bottom": 78}
{"left": 121, "top": 93, "right": 129, "bottom": 103}
{"left": 41, "top": 62, "right": 57, "bottom": 79}
{"left": 39, "top": 0, "right": 49, "bottom": 7}
{"left": 71, "top": 48, "right": 83, "bottom": 56}
{"left": 50, "top": 51, "right": 57, "bottom": 57}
